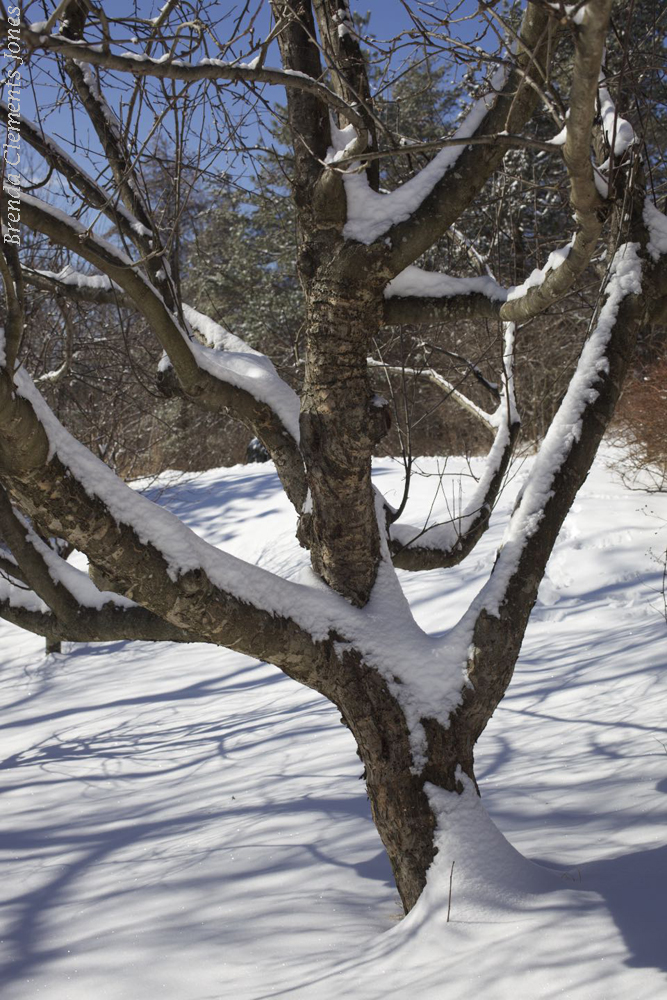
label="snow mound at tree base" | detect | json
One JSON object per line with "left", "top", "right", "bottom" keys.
{"left": 312, "top": 786, "right": 645, "bottom": 1000}
{"left": 416, "top": 774, "right": 568, "bottom": 923}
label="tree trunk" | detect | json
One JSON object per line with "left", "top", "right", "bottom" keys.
{"left": 299, "top": 256, "right": 388, "bottom": 606}
{"left": 328, "top": 648, "right": 477, "bottom": 912}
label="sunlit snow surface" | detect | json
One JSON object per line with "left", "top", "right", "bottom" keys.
{"left": 1, "top": 448, "right": 666, "bottom": 999}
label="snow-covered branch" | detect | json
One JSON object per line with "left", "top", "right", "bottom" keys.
{"left": 453, "top": 237, "right": 647, "bottom": 725}
{"left": 0, "top": 364, "right": 332, "bottom": 675}
{"left": 385, "top": 324, "right": 520, "bottom": 571}
{"left": 382, "top": 265, "right": 506, "bottom": 325}
{"left": 0, "top": 481, "right": 201, "bottom": 643}
{"left": 499, "top": 0, "right": 612, "bottom": 324}
{"left": 375, "top": 3, "right": 551, "bottom": 273}
{"left": 23, "top": 265, "right": 127, "bottom": 306}
{"left": 15, "top": 192, "right": 307, "bottom": 508}
{"left": 644, "top": 197, "right": 667, "bottom": 263}
{"left": 0, "top": 483, "right": 126, "bottom": 622}
{"left": 0, "top": 592, "right": 199, "bottom": 644}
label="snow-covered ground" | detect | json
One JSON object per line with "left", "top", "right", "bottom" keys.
{"left": 1, "top": 448, "right": 666, "bottom": 999}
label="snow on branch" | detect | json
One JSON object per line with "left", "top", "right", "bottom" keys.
{"left": 0, "top": 483, "right": 199, "bottom": 644}
{"left": 384, "top": 266, "right": 507, "bottom": 304}
{"left": 382, "top": 260, "right": 506, "bottom": 326}
{"left": 0, "top": 483, "right": 200, "bottom": 643}
{"left": 379, "top": 3, "right": 552, "bottom": 273}
{"left": 23, "top": 265, "right": 126, "bottom": 305}
{"left": 499, "top": 237, "right": 582, "bottom": 322}
{"left": 336, "top": 63, "right": 509, "bottom": 247}
{"left": 177, "top": 305, "right": 301, "bottom": 443}
{"left": 498, "top": 0, "right": 613, "bottom": 323}
{"left": 25, "top": 236, "right": 302, "bottom": 442}
{"left": 0, "top": 484, "right": 135, "bottom": 619}
{"left": 386, "top": 324, "right": 520, "bottom": 571}
{"left": 466, "top": 241, "right": 642, "bottom": 621}
{"left": 644, "top": 198, "right": 667, "bottom": 262}
{"left": 0, "top": 572, "right": 199, "bottom": 643}
{"left": 0, "top": 363, "right": 434, "bottom": 704}
{"left": 16, "top": 191, "right": 307, "bottom": 504}
{"left": 6, "top": 367, "right": 323, "bottom": 639}
{"left": 593, "top": 74, "right": 637, "bottom": 199}
{"left": 598, "top": 58, "right": 636, "bottom": 155}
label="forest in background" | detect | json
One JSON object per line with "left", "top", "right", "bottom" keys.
{"left": 17, "top": 2, "right": 666, "bottom": 483}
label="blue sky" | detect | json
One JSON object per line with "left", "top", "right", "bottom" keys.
{"left": 16, "top": 1, "right": 499, "bottom": 212}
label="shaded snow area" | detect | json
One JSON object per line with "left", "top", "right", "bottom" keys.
{"left": 1, "top": 448, "right": 666, "bottom": 999}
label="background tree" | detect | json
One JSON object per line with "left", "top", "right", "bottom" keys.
{"left": 0, "top": 0, "right": 666, "bottom": 914}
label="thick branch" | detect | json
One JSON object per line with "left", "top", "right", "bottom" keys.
{"left": 0, "top": 482, "right": 194, "bottom": 649}
{"left": 461, "top": 232, "right": 649, "bottom": 744}
{"left": 0, "top": 367, "right": 324, "bottom": 684}
{"left": 15, "top": 193, "right": 307, "bottom": 508}
{"left": 382, "top": 265, "right": 506, "bottom": 324}
{"left": 0, "top": 598, "right": 200, "bottom": 644}
{"left": 499, "top": 0, "right": 611, "bottom": 323}
{"left": 0, "top": 483, "right": 196, "bottom": 643}
{"left": 0, "top": 551, "right": 26, "bottom": 584}
{"left": 0, "top": 484, "right": 80, "bottom": 622}
{"left": 271, "top": 1, "right": 334, "bottom": 222}
{"left": 383, "top": 293, "right": 501, "bottom": 325}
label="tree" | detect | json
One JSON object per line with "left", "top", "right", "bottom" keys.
{"left": 0, "top": 0, "right": 665, "bottom": 915}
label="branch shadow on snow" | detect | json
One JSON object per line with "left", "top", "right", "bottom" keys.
{"left": 0, "top": 640, "right": 395, "bottom": 992}
{"left": 140, "top": 468, "right": 287, "bottom": 547}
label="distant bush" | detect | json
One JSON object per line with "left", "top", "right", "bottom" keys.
{"left": 614, "top": 355, "right": 667, "bottom": 491}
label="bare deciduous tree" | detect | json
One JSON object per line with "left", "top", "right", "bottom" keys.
{"left": 0, "top": 0, "right": 665, "bottom": 913}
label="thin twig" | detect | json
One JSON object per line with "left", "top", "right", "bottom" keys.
{"left": 447, "top": 861, "right": 455, "bottom": 923}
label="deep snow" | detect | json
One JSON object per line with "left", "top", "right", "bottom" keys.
{"left": 1, "top": 448, "right": 666, "bottom": 999}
